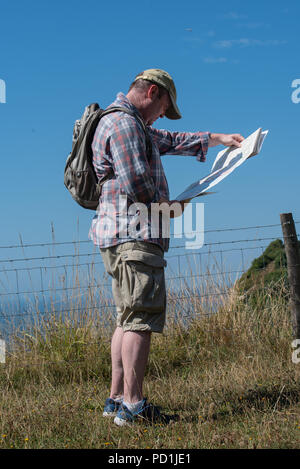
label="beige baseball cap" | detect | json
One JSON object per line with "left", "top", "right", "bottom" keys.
{"left": 133, "top": 68, "right": 182, "bottom": 120}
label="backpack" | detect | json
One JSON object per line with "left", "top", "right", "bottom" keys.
{"left": 64, "top": 102, "right": 152, "bottom": 210}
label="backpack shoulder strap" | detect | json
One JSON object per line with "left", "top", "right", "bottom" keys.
{"left": 99, "top": 106, "right": 152, "bottom": 159}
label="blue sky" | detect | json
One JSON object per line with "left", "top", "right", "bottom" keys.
{"left": 0, "top": 0, "right": 300, "bottom": 251}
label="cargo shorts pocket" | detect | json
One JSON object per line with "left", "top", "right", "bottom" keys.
{"left": 120, "top": 250, "right": 167, "bottom": 313}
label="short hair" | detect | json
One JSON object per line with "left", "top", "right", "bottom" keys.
{"left": 128, "top": 73, "right": 168, "bottom": 99}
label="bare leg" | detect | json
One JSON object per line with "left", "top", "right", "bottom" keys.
{"left": 110, "top": 327, "right": 124, "bottom": 399}
{"left": 122, "top": 330, "right": 151, "bottom": 403}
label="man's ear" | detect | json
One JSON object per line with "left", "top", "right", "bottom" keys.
{"left": 147, "top": 84, "right": 159, "bottom": 100}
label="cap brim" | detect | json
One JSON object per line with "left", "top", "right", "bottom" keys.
{"left": 165, "top": 92, "right": 181, "bottom": 120}
{"left": 166, "top": 107, "right": 181, "bottom": 120}
{"left": 165, "top": 95, "right": 182, "bottom": 120}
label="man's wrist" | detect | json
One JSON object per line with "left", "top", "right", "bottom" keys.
{"left": 208, "top": 132, "right": 220, "bottom": 147}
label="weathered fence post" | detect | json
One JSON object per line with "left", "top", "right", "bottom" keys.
{"left": 280, "top": 213, "right": 300, "bottom": 339}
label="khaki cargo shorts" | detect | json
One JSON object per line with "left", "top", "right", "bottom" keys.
{"left": 100, "top": 241, "right": 167, "bottom": 333}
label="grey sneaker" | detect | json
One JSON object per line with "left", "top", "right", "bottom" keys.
{"left": 114, "top": 398, "right": 162, "bottom": 426}
{"left": 103, "top": 398, "right": 122, "bottom": 417}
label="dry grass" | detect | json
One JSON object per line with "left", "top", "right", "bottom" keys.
{"left": 0, "top": 273, "right": 299, "bottom": 449}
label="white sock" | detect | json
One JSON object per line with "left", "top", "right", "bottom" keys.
{"left": 123, "top": 399, "right": 143, "bottom": 413}
{"left": 114, "top": 396, "right": 123, "bottom": 403}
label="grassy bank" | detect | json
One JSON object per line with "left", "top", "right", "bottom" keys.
{"left": 0, "top": 275, "right": 299, "bottom": 449}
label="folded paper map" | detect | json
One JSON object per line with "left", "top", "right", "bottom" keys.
{"left": 175, "top": 127, "right": 268, "bottom": 202}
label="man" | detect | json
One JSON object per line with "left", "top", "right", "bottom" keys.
{"left": 89, "top": 69, "right": 244, "bottom": 426}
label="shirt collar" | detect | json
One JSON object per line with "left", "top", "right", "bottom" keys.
{"left": 113, "top": 92, "right": 144, "bottom": 122}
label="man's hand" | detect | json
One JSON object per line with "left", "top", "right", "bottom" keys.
{"left": 208, "top": 133, "right": 244, "bottom": 148}
{"left": 157, "top": 198, "right": 191, "bottom": 218}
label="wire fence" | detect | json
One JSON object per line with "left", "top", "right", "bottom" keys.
{"left": 0, "top": 220, "right": 293, "bottom": 358}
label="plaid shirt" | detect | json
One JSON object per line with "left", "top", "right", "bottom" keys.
{"left": 89, "top": 92, "right": 209, "bottom": 252}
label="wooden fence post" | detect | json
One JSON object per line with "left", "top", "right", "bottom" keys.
{"left": 280, "top": 212, "right": 300, "bottom": 339}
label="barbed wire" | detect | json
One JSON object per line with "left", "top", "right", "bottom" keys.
{"left": 0, "top": 223, "right": 293, "bottom": 324}
{"left": 0, "top": 290, "right": 232, "bottom": 319}
{"left": 0, "top": 221, "right": 293, "bottom": 250}
{"left": 167, "top": 244, "right": 270, "bottom": 259}
{"left": 0, "top": 266, "right": 276, "bottom": 297}
{"left": 0, "top": 244, "right": 272, "bottom": 274}
{"left": 0, "top": 242, "right": 290, "bottom": 298}
{"left": 169, "top": 235, "right": 292, "bottom": 250}
{"left": 0, "top": 235, "right": 291, "bottom": 265}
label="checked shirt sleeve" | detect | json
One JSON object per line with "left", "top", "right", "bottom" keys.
{"left": 149, "top": 127, "right": 210, "bottom": 162}
{"left": 108, "top": 117, "right": 158, "bottom": 204}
